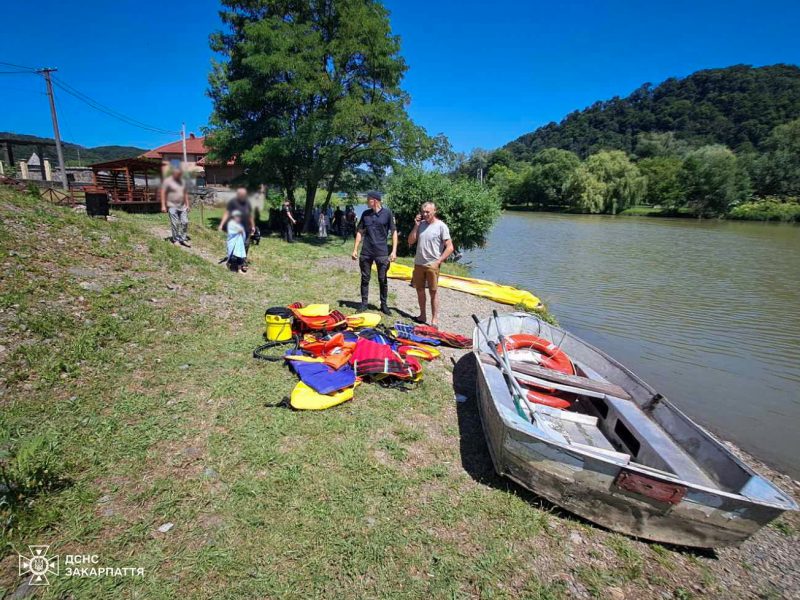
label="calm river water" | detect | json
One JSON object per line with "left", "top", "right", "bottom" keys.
{"left": 464, "top": 212, "right": 800, "bottom": 478}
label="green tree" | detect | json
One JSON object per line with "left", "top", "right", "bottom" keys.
{"left": 523, "top": 148, "right": 581, "bottom": 207}
{"left": 564, "top": 165, "right": 606, "bottom": 213}
{"left": 638, "top": 156, "right": 685, "bottom": 208}
{"left": 386, "top": 168, "right": 501, "bottom": 253}
{"left": 486, "top": 163, "right": 525, "bottom": 205}
{"left": 580, "top": 150, "right": 646, "bottom": 213}
{"left": 681, "top": 145, "right": 751, "bottom": 216}
{"left": 207, "top": 0, "right": 437, "bottom": 230}
{"left": 634, "top": 132, "right": 692, "bottom": 159}
{"left": 753, "top": 118, "right": 800, "bottom": 196}
{"left": 486, "top": 149, "right": 514, "bottom": 172}
{"left": 452, "top": 148, "right": 491, "bottom": 180}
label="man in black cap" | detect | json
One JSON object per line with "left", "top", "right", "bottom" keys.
{"left": 351, "top": 191, "right": 396, "bottom": 314}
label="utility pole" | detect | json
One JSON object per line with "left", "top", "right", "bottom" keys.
{"left": 181, "top": 123, "right": 188, "bottom": 165}
{"left": 38, "top": 68, "right": 68, "bottom": 190}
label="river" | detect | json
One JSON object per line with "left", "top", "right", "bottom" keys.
{"left": 463, "top": 212, "right": 800, "bottom": 478}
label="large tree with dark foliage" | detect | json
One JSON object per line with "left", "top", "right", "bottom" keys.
{"left": 751, "top": 118, "right": 800, "bottom": 196}
{"left": 207, "top": 0, "right": 439, "bottom": 230}
{"left": 504, "top": 65, "right": 800, "bottom": 160}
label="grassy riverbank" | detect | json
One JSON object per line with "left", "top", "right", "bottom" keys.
{"left": 506, "top": 202, "right": 800, "bottom": 222}
{"left": 1, "top": 188, "right": 798, "bottom": 599}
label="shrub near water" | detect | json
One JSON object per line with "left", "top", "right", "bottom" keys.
{"left": 728, "top": 197, "right": 800, "bottom": 222}
{"left": 386, "top": 167, "right": 501, "bottom": 254}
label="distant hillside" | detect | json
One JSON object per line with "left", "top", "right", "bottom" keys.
{"left": 0, "top": 132, "right": 145, "bottom": 167}
{"left": 504, "top": 64, "right": 800, "bottom": 160}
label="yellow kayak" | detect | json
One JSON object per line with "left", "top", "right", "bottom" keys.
{"left": 386, "top": 263, "right": 542, "bottom": 310}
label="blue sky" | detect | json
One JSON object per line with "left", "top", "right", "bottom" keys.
{"left": 1, "top": 0, "right": 798, "bottom": 153}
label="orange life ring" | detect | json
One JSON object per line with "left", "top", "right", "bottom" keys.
{"left": 497, "top": 334, "right": 575, "bottom": 410}
{"left": 522, "top": 386, "right": 574, "bottom": 410}
{"left": 497, "top": 334, "right": 574, "bottom": 375}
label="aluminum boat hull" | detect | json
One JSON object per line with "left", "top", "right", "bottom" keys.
{"left": 473, "top": 313, "right": 797, "bottom": 548}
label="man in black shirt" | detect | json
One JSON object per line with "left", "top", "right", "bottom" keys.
{"left": 351, "top": 191, "right": 397, "bottom": 314}
{"left": 281, "top": 200, "right": 296, "bottom": 242}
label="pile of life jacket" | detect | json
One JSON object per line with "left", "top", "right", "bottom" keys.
{"left": 273, "top": 304, "right": 454, "bottom": 410}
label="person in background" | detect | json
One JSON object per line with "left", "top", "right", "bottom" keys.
{"left": 333, "top": 206, "right": 344, "bottom": 236}
{"left": 318, "top": 209, "right": 328, "bottom": 239}
{"left": 344, "top": 206, "right": 356, "bottom": 239}
{"left": 281, "top": 200, "right": 296, "bottom": 242}
{"left": 407, "top": 201, "right": 454, "bottom": 327}
{"left": 219, "top": 187, "right": 255, "bottom": 267}
{"left": 225, "top": 210, "right": 247, "bottom": 272}
{"left": 351, "top": 191, "right": 396, "bottom": 314}
{"left": 160, "top": 167, "right": 190, "bottom": 247}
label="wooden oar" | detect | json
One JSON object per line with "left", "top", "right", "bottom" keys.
{"left": 478, "top": 353, "right": 632, "bottom": 401}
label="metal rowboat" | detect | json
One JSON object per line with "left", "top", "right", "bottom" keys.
{"left": 473, "top": 312, "right": 797, "bottom": 548}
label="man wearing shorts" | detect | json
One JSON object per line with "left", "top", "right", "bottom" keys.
{"left": 407, "top": 202, "right": 454, "bottom": 327}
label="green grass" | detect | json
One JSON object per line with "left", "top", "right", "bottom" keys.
{"left": 618, "top": 206, "right": 662, "bottom": 216}
{"left": 618, "top": 205, "right": 697, "bottom": 217}
{"left": 0, "top": 188, "right": 775, "bottom": 598}
{"left": 769, "top": 518, "right": 796, "bottom": 536}
{"left": 0, "top": 188, "right": 561, "bottom": 598}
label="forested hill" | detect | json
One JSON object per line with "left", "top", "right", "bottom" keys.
{"left": 0, "top": 132, "right": 145, "bottom": 167}
{"left": 505, "top": 64, "right": 800, "bottom": 160}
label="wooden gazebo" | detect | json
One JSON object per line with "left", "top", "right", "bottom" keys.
{"left": 88, "top": 157, "right": 162, "bottom": 209}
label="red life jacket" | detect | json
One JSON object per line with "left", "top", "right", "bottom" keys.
{"left": 413, "top": 325, "right": 472, "bottom": 349}
{"left": 350, "top": 337, "right": 421, "bottom": 380}
{"left": 288, "top": 303, "right": 347, "bottom": 333}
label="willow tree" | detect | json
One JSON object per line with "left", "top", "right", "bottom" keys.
{"left": 207, "top": 0, "right": 438, "bottom": 230}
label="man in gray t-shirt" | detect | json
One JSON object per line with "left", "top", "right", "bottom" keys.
{"left": 160, "top": 168, "right": 190, "bottom": 247}
{"left": 407, "top": 202, "right": 454, "bottom": 326}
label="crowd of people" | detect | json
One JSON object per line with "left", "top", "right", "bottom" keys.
{"left": 160, "top": 175, "right": 453, "bottom": 326}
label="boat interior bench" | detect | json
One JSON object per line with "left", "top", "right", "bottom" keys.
{"left": 588, "top": 394, "right": 718, "bottom": 488}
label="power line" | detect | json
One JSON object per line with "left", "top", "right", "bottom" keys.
{"left": 51, "top": 76, "right": 179, "bottom": 135}
{"left": 0, "top": 61, "right": 37, "bottom": 71}
{"left": 1, "top": 60, "right": 179, "bottom": 136}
